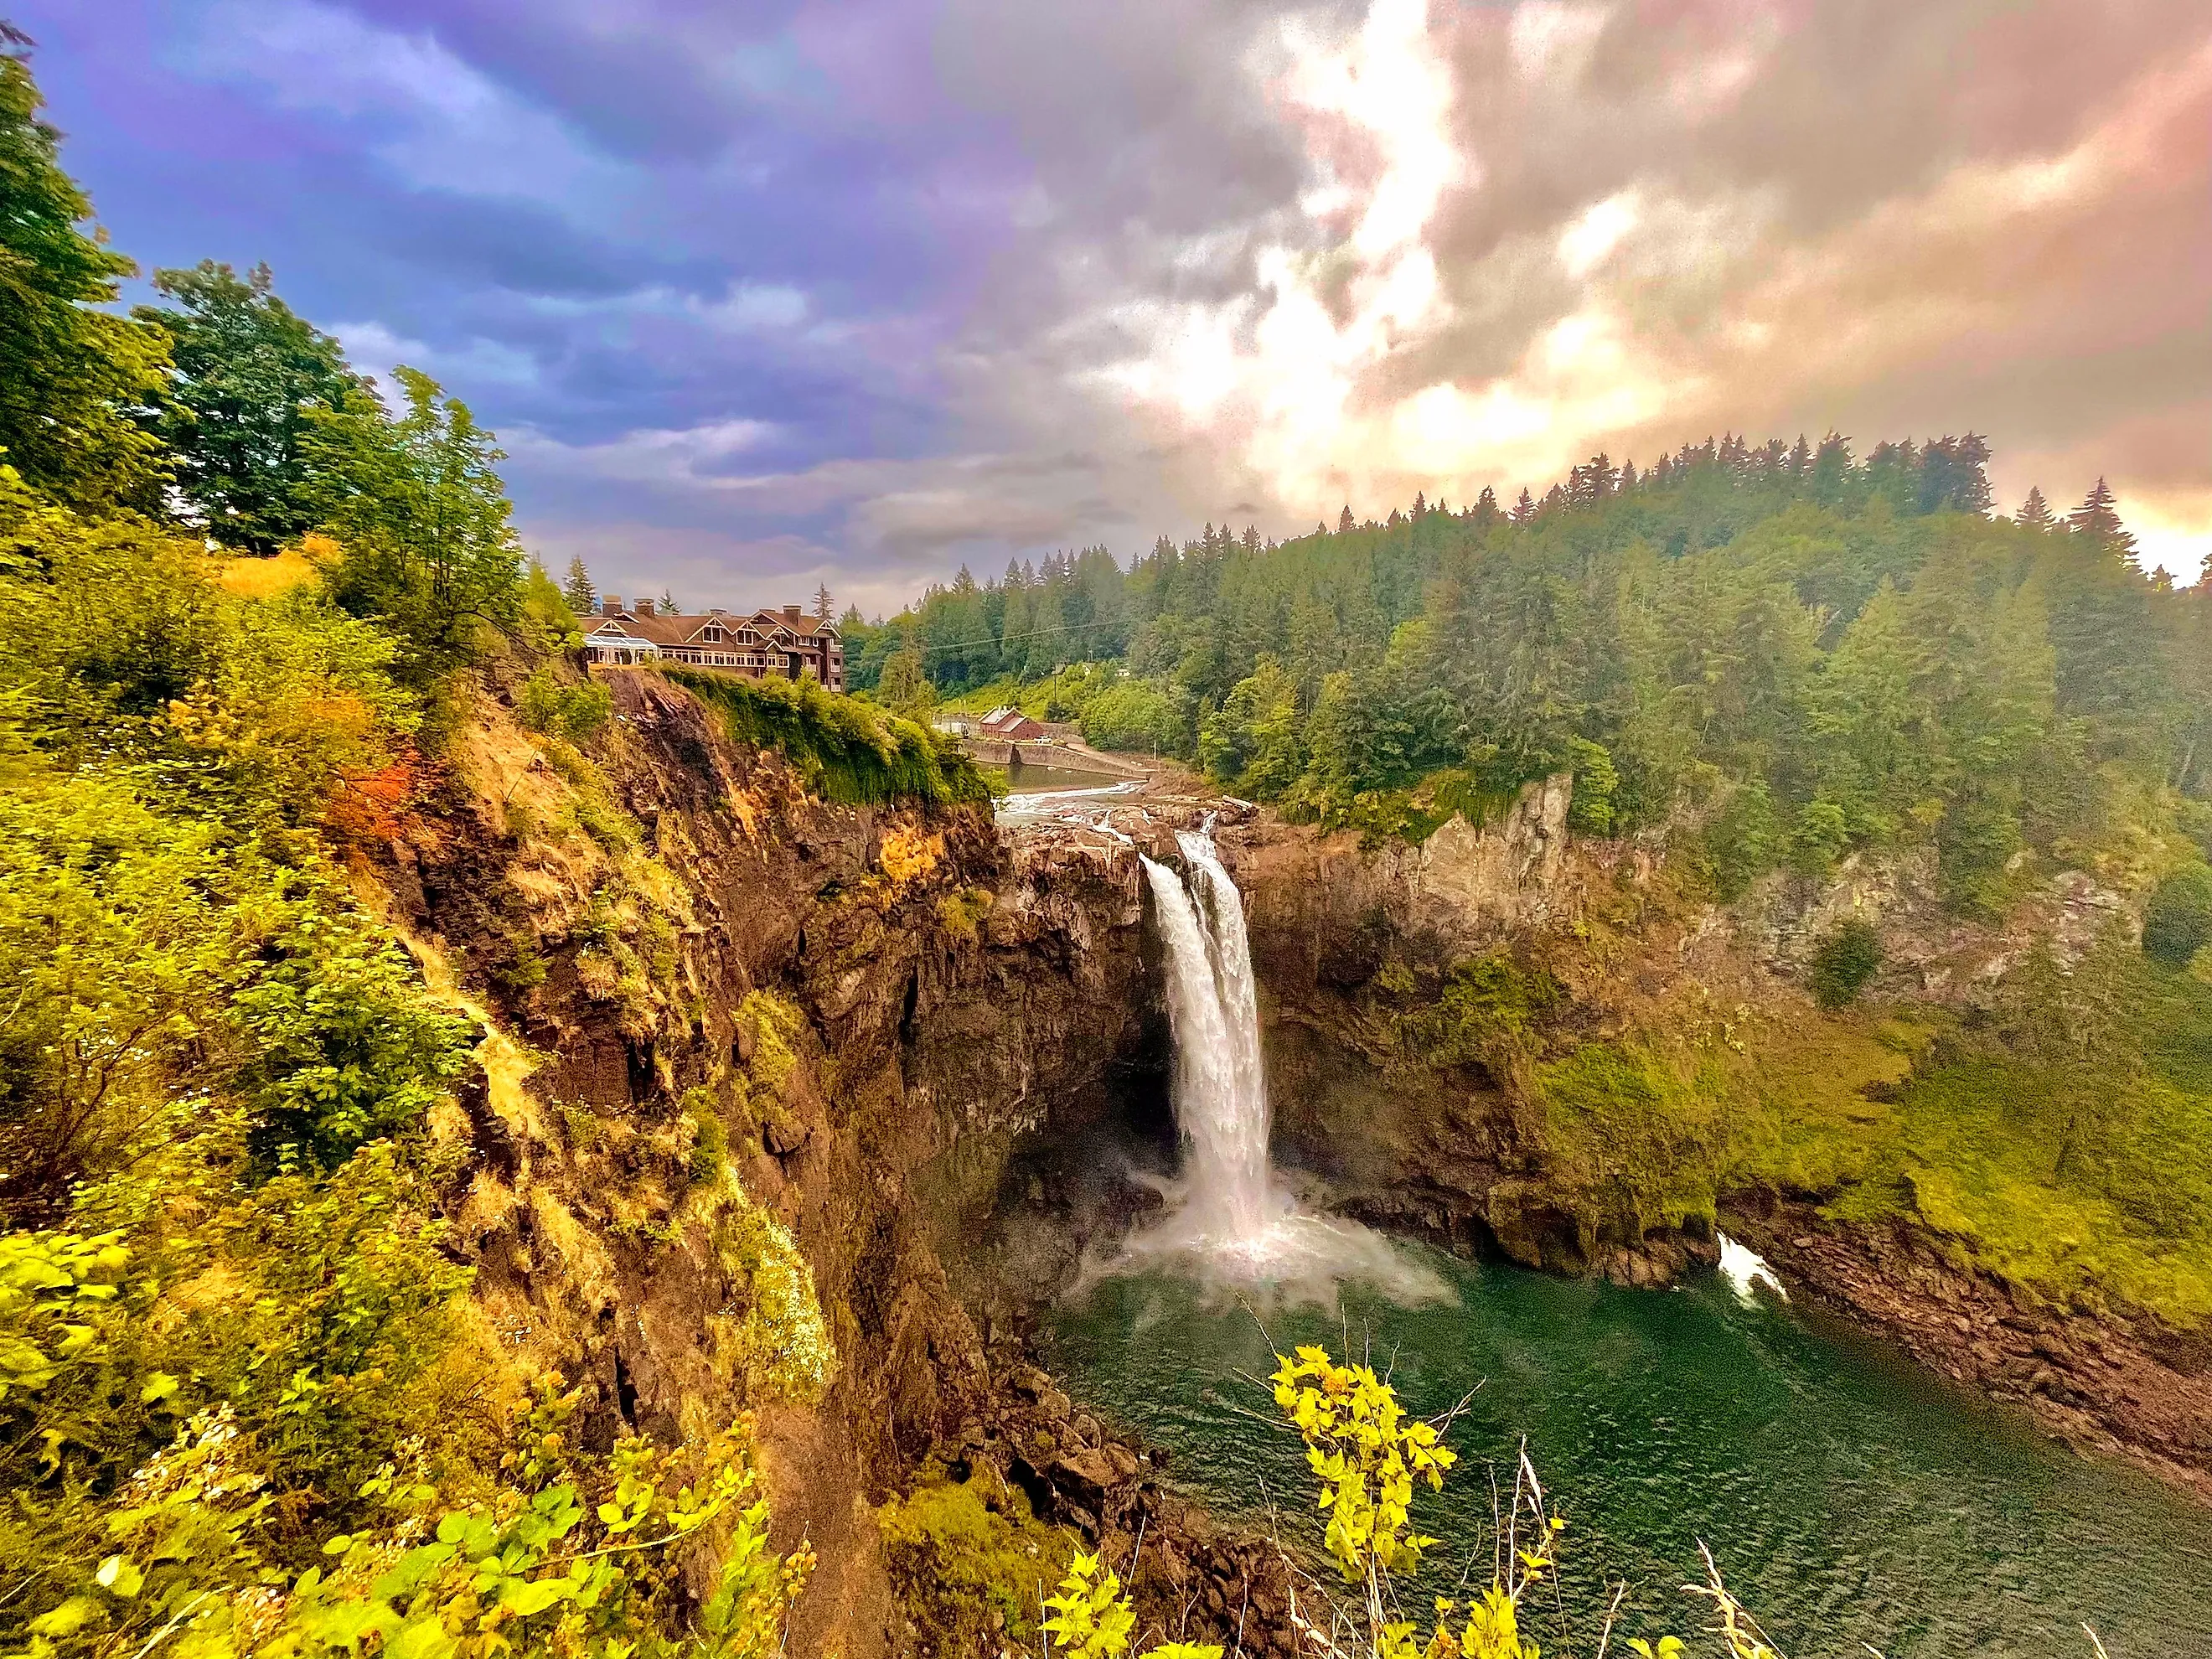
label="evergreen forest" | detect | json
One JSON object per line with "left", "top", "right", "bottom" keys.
{"left": 849, "top": 446, "right": 2211, "bottom": 912}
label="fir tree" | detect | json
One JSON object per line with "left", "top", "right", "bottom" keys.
{"left": 2067, "top": 478, "right": 2137, "bottom": 564}
{"left": 1338, "top": 505, "right": 1355, "bottom": 534}
{"left": 2014, "top": 487, "right": 2055, "bottom": 531}
{"left": 561, "top": 556, "right": 595, "bottom": 614}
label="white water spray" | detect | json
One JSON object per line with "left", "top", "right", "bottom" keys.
{"left": 1120, "top": 827, "right": 1447, "bottom": 1302}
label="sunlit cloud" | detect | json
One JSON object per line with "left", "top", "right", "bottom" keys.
{"left": 49, "top": 0, "right": 2208, "bottom": 598}
{"left": 1057, "top": 0, "right": 2212, "bottom": 567}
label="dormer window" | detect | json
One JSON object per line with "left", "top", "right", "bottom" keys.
{"left": 703, "top": 625, "right": 723, "bottom": 642}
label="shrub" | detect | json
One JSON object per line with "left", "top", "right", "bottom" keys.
{"left": 518, "top": 664, "right": 611, "bottom": 740}
{"left": 1809, "top": 917, "right": 1884, "bottom": 1009}
{"left": 669, "top": 667, "right": 989, "bottom": 807}
{"left": 2143, "top": 865, "right": 2212, "bottom": 968}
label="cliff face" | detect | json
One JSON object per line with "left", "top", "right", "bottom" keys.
{"left": 380, "top": 669, "right": 1161, "bottom": 1656}
{"left": 385, "top": 672, "right": 2207, "bottom": 1659}
{"left": 1217, "top": 775, "right": 1679, "bottom": 1272}
{"left": 1214, "top": 782, "right": 2212, "bottom": 1496}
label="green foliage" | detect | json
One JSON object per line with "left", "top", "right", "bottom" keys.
{"left": 1200, "top": 655, "right": 1305, "bottom": 794}
{"left": 1806, "top": 918, "right": 1884, "bottom": 1010}
{"left": 668, "top": 666, "right": 989, "bottom": 807}
{"left": 519, "top": 665, "right": 612, "bottom": 742}
{"left": 230, "top": 900, "right": 478, "bottom": 1168}
{"left": 312, "top": 366, "right": 525, "bottom": 674}
{"left": 1563, "top": 738, "right": 1617, "bottom": 835}
{"left": 877, "top": 1473, "right": 1076, "bottom": 1655}
{"left": 1080, "top": 675, "right": 1191, "bottom": 755}
{"left": 132, "top": 261, "right": 372, "bottom": 554}
{"left": 0, "top": 1229, "right": 128, "bottom": 1401}
{"left": 2143, "top": 864, "right": 2212, "bottom": 968}
{"left": 18, "top": 1376, "right": 811, "bottom": 1659}
{"left": 0, "top": 52, "right": 170, "bottom": 513}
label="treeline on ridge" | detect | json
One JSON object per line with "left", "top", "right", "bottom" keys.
{"left": 850, "top": 439, "right": 2211, "bottom": 913}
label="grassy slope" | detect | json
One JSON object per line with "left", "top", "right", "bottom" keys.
{"left": 1525, "top": 975, "right": 2212, "bottom": 1328}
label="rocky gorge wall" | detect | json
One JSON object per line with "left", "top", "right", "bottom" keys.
{"left": 388, "top": 666, "right": 2207, "bottom": 1659}
{"left": 380, "top": 668, "right": 1183, "bottom": 1656}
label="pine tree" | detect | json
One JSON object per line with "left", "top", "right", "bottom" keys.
{"left": 2014, "top": 487, "right": 2055, "bottom": 531}
{"left": 814, "top": 581, "right": 832, "bottom": 622}
{"left": 2067, "top": 478, "right": 2137, "bottom": 564}
{"left": 561, "top": 556, "right": 595, "bottom": 614}
{"left": 1338, "top": 505, "right": 1355, "bottom": 535}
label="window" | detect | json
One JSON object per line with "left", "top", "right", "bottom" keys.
{"left": 704, "top": 625, "right": 723, "bottom": 642}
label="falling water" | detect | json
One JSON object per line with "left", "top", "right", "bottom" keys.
{"left": 1125, "top": 826, "right": 1446, "bottom": 1300}
{"left": 1140, "top": 844, "right": 1274, "bottom": 1243}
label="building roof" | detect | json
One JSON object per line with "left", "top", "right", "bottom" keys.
{"left": 591, "top": 602, "right": 840, "bottom": 650}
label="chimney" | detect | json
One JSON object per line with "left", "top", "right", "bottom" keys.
{"left": 602, "top": 596, "right": 622, "bottom": 616}
{"left": 783, "top": 603, "right": 802, "bottom": 622}
{"left": 637, "top": 598, "right": 654, "bottom": 618}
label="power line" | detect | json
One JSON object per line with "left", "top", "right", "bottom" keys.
{"left": 869, "top": 615, "right": 1119, "bottom": 659}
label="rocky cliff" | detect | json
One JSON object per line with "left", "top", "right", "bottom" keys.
{"left": 379, "top": 668, "right": 1184, "bottom": 1656}
{"left": 385, "top": 668, "right": 2206, "bottom": 1659}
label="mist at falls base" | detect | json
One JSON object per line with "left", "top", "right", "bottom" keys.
{"left": 1083, "top": 828, "right": 1447, "bottom": 1306}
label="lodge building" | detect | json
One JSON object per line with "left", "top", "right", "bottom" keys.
{"left": 582, "top": 597, "right": 845, "bottom": 692}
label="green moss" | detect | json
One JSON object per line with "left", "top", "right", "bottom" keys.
{"left": 726, "top": 990, "right": 806, "bottom": 1153}
{"left": 876, "top": 1472, "right": 1077, "bottom": 1654}
{"left": 1533, "top": 1039, "right": 1732, "bottom": 1232}
{"left": 936, "top": 884, "right": 995, "bottom": 943}
{"left": 1724, "top": 990, "right": 2212, "bottom": 1329}
{"left": 666, "top": 666, "right": 990, "bottom": 807}
{"left": 1393, "top": 952, "right": 1559, "bottom": 1072}
{"left": 683, "top": 1088, "right": 727, "bottom": 1185}
{"left": 711, "top": 1196, "right": 836, "bottom": 1404}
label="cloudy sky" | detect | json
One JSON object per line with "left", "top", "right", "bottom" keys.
{"left": 18, "top": 0, "right": 2210, "bottom": 609}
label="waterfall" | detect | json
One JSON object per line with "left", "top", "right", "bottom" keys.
{"left": 1119, "top": 824, "right": 1448, "bottom": 1301}
{"left": 1140, "top": 837, "right": 1275, "bottom": 1244}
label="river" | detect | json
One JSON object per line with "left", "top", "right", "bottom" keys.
{"left": 1041, "top": 1249, "right": 2212, "bottom": 1657}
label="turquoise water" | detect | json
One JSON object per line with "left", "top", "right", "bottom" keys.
{"left": 1040, "top": 1249, "right": 2212, "bottom": 1657}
